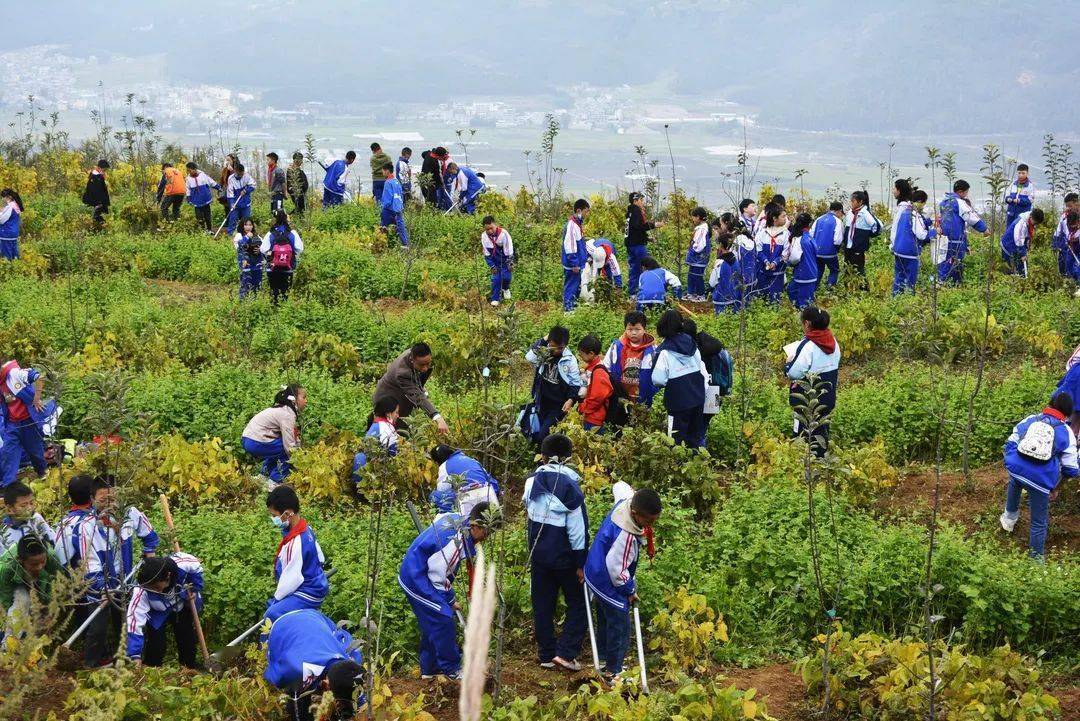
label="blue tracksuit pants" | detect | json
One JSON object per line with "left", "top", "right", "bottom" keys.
{"left": 687, "top": 264, "right": 707, "bottom": 296}
{"left": 669, "top": 406, "right": 706, "bottom": 448}
{"left": 816, "top": 256, "right": 839, "bottom": 287}
{"left": 626, "top": 245, "right": 647, "bottom": 296}
{"left": 380, "top": 208, "right": 410, "bottom": 246}
{"left": 1004, "top": 476, "right": 1049, "bottom": 558}
{"left": 405, "top": 594, "right": 461, "bottom": 676}
{"left": 241, "top": 436, "right": 291, "bottom": 482}
{"left": 237, "top": 251, "right": 263, "bottom": 299}
{"left": 0, "top": 238, "right": 18, "bottom": 260}
{"left": 322, "top": 189, "right": 344, "bottom": 208}
{"left": 563, "top": 269, "right": 581, "bottom": 311}
{"left": 892, "top": 256, "right": 919, "bottom": 295}
{"left": 225, "top": 203, "right": 251, "bottom": 234}
{"left": 0, "top": 419, "right": 46, "bottom": 487}
{"left": 530, "top": 564, "right": 587, "bottom": 663}
{"left": 787, "top": 281, "right": 816, "bottom": 309}
{"left": 594, "top": 598, "right": 631, "bottom": 675}
{"left": 489, "top": 265, "right": 511, "bottom": 302}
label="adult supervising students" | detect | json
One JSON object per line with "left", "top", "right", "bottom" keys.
{"left": 374, "top": 343, "right": 450, "bottom": 434}
{"left": 82, "top": 159, "right": 110, "bottom": 230}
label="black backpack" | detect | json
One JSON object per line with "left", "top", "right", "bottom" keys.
{"left": 605, "top": 370, "right": 633, "bottom": 428}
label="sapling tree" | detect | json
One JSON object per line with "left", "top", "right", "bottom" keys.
{"left": 663, "top": 124, "right": 684, "bottom": 279}
{"left": 942, "top": 152, "right": 957, "bottom": 187}
{"left": 456, "top": 127, "right": 477, "bottom": 166}
{"left": 925, "top": 146, "right": 941, "bottom": 317}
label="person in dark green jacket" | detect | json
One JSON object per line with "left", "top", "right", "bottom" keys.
{"left": 1, "top": 536, "right": 62, "bottom": 631}
{"left": 370, "top": 142, "right": 392, "bottom": 200}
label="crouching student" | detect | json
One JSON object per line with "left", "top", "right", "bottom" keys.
{"left": 784, "top": 212, "right": 818, "bottom": 308}
{"left": 428, "top": 445, "right": 500, "bottom": 517}
{"left": 1000, "top": 392, "right": 1078, "bottom": 559}
{"left": 577, "top": 335, "right": 614, "bottom": 432}
{"left": 1052, "top": 194, "right": 1080, "bottom": 277}
{"left": 636, "top": 256, "right": 682, "bottom": 312}
{"left": 586, "top": 237, "right": 623, "bottom": 290}
{"left": 584, "top": 482, "right": 661, "bottom": 683}
{"left": 651, "top": 310, "right": 707, "bottom": 448}
{"left": 265, "top": 608, "right": 365, "bottom": 721}
{"left": 481, "top": 216, "right": 514, "bottom": 306}
{"left": 785, "top": 306, "right": 841, "bottom": 457}
{"left": 524, "top": 327, "right": 583, "bottom": 444}
{"left": 1, "top": 536, "right": 60, "bottom": 637}
{"left": 242, "top": 385, "right": 305, "bottom": 488}
{"left": 1000, "top": 208, "right": 1045, "bottom": 278}
{"left": 351, "top": 395, "right": 400, "bottom": 488}
{"left": 710, "top": 233, "right": 740, "bottom": 314}
{"left": 524, "top": 433, "right": 588, "bottom": 672}
{"left": 125, "top": 553, "right": 204, "bottom": 668}
{"left": 1, "top": 359, "right": 59, "bottom": 488}
{"left": 1, "top": 481, "right": 54, "bottom": 554}
{"left": 398, "top": 502, "right": 498, "bottom": 681}
{"left": 684, "top": 207, "right": 711, "bottom": 301}
{"left": 265, "top": 486, "right": 329, "bottom": 623}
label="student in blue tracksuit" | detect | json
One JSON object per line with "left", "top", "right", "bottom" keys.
{"left": 350, "top": 395, "right": 400, "bottom": 491}
{"left": 843, "top": 191, "right": 881, "bottom": 288}
{"left": 624, "top": 192, "right": 663, "bottom": 296}
{"left": 125, "top": 553, "right": 204, "bottom": 668}
{"left": 936, "top": 180, "right": 987, "bottom": 284}
{"left": 378, "top": 162, "right": 409, "bottom": 246}
{"left": 636, "top": 256, "right": 682, "bottom": 312}
{"left": 684, "top": 207, "right": 711, "bottom": 301}
{"left": 398, "top": 503, "right": 497, "bottom": 680}
{"left": 651, "top": 310, "right": 707, "bottom": 448}
{"left": 265, "top": 609, "right": 365, "bottom": 721}
{"left": 232, "top": 218, "right": 264, "bottom": 299}
{"left": 524, "top": 327, "right": 584, "bottom": 444}
{"left": 265, "top": 486, "right": 329, "bottom": 623}
{"left": 320, "top": 151, "right": 356, "bottom": 208}
{"left": 0, "top": 359, "right": 58, "bottom": 488}
{"left": 523, "top": 434, "right": 588, "bottom": 672}
{"left": 1000, "top": 208, "right": 1045, "bottom": 278}
{"left": 184, "top": 163, "right": 220, "bottom": 233}
{"left": 54, "top": 475, "right": 94, "bottom": 570}
{"left": 1058, "top": 211, "right": 1080, "bottom": 283}
{"left": 1005, "top": 164, "right": 1035, "bottom": 227}
{"left": 583, "top": 482, "right": 661, "bottom": 681}
{"left": 1000, "top": 392, "right": 1078, "bottom": 559}
{"left": 445, "top": 162, "right": 485, "bottom": 214}
{"left": 562, "top": 200, "right": 590, "bottom": 311}
{"left": 1057, "top": 345, "right": 1080, "bottom": 410}
{"left": 889, "top": 180, "right": 935, "bottom": 295}
{"left": 754, "top": 204, "right": 789, "bottom": 303}
{"left": 1052, "top": 194, "right": 1079, "bottom": 277}
{"left": 709, "top": 232, "right": 740, "bottom": 314}
{"left": 225, "top": 163, "right": 256, "bottom": 234}
{"left": 737, "top": 199, "right": 757, "bottom": 237}
{"left": 396, "top": 148, "right": 413, "bottom": 200}
{"left": 429, "top": 444, "right": 501, "bottom": 517}
{"left": 784, "top": 212, "right": 818, "bottom": 308}
{"left": 785, "top": 306, "right": 841, "bottom": 457}
{"left": 586, "top": 237, "right": 623, "bottom": 290}
{"left": 810, "top": 202, "right": 844, "bottom": 288}
{"left": 481, "top": 215, "right": 514, "bottom": 306}
{"left": 0, "top": 189, "right": 23, "bottom": 260}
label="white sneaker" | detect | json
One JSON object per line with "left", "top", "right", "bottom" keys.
{"left": 999, "top": 513, "right": 1018, "bottom": 533}
{"left": 539, "top": 661, "right": 556, "bottom": 669}
{"left": 490, "top": 300, "right": 500, "bottom": 307}
{"left": 553, "top": 656, "right": 582, "bottom": 672}
{"left": 504, "top": 291, "right": 512, "bottom": 300}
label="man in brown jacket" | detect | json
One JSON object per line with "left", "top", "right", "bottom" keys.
{"left": 374, "top": 342, "right": 449, "bottom": 434}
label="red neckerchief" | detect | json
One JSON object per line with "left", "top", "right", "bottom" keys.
{"left": 768, "top": 228, "right": 783, "bottom": 252}
{"left": 1043, "top": 407, "right": 1066, "bottom": 422}
{"left": 1026, "top": 216, "right": 1035, "bottom": 242}
{"left": 274, "top": 517, "right": 309, "bottom": 568}
{"left": 569, "top": 214, "right": 583, "bottom": 230}
{"left": 487, "top": 226, "right": 503, "bottom": 242}
{"left": 644, "top": 527, "right": 656, "bottom": 559}
{"left": 70, "top": 503, "right": 92, "bottom": 512}
{"left": 267, "top": 163, "right": 276, "bottom": 186}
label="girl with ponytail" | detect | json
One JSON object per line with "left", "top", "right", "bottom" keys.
{"left": 242, "top": 384, "right": 308, "bottom": 488}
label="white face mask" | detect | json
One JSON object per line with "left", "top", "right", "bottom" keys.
{"left": 270, "top": 514, "right": 286, "bottom": 529}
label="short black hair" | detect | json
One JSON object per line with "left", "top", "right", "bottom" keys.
{"left": 577, "top": 334, "right": 601, "bottom": 355}
{"left": 68, "top": 474, "right": 94, "bottom": 505}
{"left": 185, "top": 161, "right": 198, "bottom": 170}
{"left": 372, "top": 394, "right": 399, "bottom": 418}
{"left": 655, "top": 309, "right": 685, "bottom": 339}
{"left": 1030, "top": 208, "right": 1045, "bottom": 224}
{"left": 4, "top": 481, "right": 32, "bottom": 506}
{"left": 1017, "top": 163, "right": 1029, "bottom": 172}
{"left": 91, "top": 475, "right": 116, "bottom": 496}
{"left": 410, "top": 342, "right": 432, "bottom": 359}
{"left": 469, "top": 501, "right": 502, "bottom": 530}
{"left": 345, "top": 151, "right": 357, "bottom": 162}
{"left": 1067, "top": 210, "right": 1079, "bottom": 226}
{"left": 912, "top": 189, "right": 928, "bottom": 204}
{"left": 631, "top": 488, "right": 662, "bottom": 516}
{"left": 17, "top": 535, "right": 47, "bottom": 561}
{"left": 829, "top": 201, "right": 843, "bottom": 212}
{"left": 381, "top": 161, "right": 394, "bottom": 172}
{"left": 548, "top": 326, "right": 570, "bottom": 346}
{"left": 292, "top": 151, "right": 304, "bottom": 162}
{"left": 97, "top": 159, "right": 110, "bottom": 169}
{"left": 429, "top": 444, "right": 454, "bottom": 465}
{"left": 953, "top": 179, "right": 970, "bottom": 193}
{"left": 691, "top": 206, "right": 708, "bottom": 221}
{"left": 541, "top": 433, "right": 572, "bottom": 461}
{"left": 1065, "top": 192, "right": 1079, "bottom": 204}
{"left": 573, "top": 199, "right": 590, "bottom": 212}
{"left": 161, "top": 162, "right": 172, "bottom": 169}
{"left": 801, "top": 305, "right": 830, "bottom": 330}
{"left": 641, "top": 255, "right": 660, "bottom": 271}
{"left": 370, "top": 142, "right": 381, "bottom": 152}
{"left": 623, "top": 310, "right": 647, "bottom": 328}
{"left": 267, "top": 152, "right": 279, "bottom": 162}
{"left": 401, "top": 147, "right": 412, "bottom": 154}
{"left": 771, "top": 194, "right": 786, "bottom": 206}
{"left": 481, "top": 215, "right": 496, "bottom": 225}
{"left": 1051, "top": 391, "right": 1074, "bottom": 417}
{"left": 234, "top": 162, "right": 245, "bottom": 173}
{"left": 738, "top": 198, "right": 755, "bottom": 212}
{"left": 267, "top": 485, "right": 300, "bottom": 514}
{"left": 137, "top": 555, "right": 173, "bottom": 587}
{"left": 326, "top": 659, "right": 363, "bottom": 703}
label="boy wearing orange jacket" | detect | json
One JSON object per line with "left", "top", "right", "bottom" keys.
{"left": 577, "top": 335, "right": 613, "bottom": 432}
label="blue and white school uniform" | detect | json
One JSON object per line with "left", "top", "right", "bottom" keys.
{"left": 936, "top": 193, "right": 986, "bottom": 284}
{"left": 0, "top": 362, "right": 59, "bottom": 488}
{"left": 398, "top": 513, "right": 475, "bottom": 676}
{"left": 889, "top": 201, "right": 935, "bottom": 295}
{"left": 0, "top": 202, "right": 21, "bottom": 260}
{"left": 482, "top": 226, "right": 514, "bottom": 303}
{"left": 709, "top": 253, "right": 739, "bottom": 314}
{"left": 225, "top": 172, "right": 255, "bottom": 233}
{"left": 586, "top": 238, "right": 623, "bottom": 288}
{"left": 652, "top": 332, "right": 707, "bottom": 447}
{"left": 351, "top": 416, "right": 399, "bottom": 485}
{"left": 0, "top": 512, "right": 54, "bottom": 556}
{"left": 734, "top": 235, "right": 757, "bottom": 306}
{"left": 1005, "top": 179, "right": 1035, "bottom": 226}
{"left": 754, "top": 227, "right": 789, "bottom": 303}
{"left": 1060, "top": 225, "right": 1080, "bottom": 281}
{"left": 380, "top": 176, "right": 409, "bottom": 246}
{"left": 784, "top": 334, "right": 841, "bottom": 453}
{"left": 321, "top": 159, "right": 350, "bottom": 208}
{"left": 784, "top": 231, "right": 819, "bottom": 308}
{"left": 738, "top": 213, "right": 755, "bottom": 236}
{"left": 1052, "top": 212, "right": 1072, "bottom": 277}
{"left": 1000, "top": 211, "right": 1035, "bottom": 277}
{"left": 810, "top": 212, "right": 843, "bottom": 287}
{"left": 125, "top": 552, "right": 204, "bottom": 661}
{"left": 685, "top": 222, "right": 711, "bottom": 298}
{"left": 562, "top": 215, "right": 587, "bottom": 311}
{"left": 185, "top": 172, "right": 219, "bottom": 208}
{"left": 396, "top": 156, "right": 413, "bottom": 196}
{"left": 78, "top": 506, "right": 160, "bottom": 599}
{"left": 454, "top": 166, "right": 485, "bottom": 214}
{"left": 636, "top": 267, "right": 682, "bottom": 311}
{"left": 233, "top": 231, "right": 264, "bottom": 299}
{"left": 54, "top": 504, "right": 93, "bottom": 569}
{"left": 430, "top": 450, "right": 501, "bottom": 517}
{"left": 266, "top": 522, "right": 329, "bottom": 622}
{"left": 265, "top": 609, "right": 364, "bottom": 692}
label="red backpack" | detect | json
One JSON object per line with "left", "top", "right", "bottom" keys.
{"left": 269, "top": 229, "right": 295, "bottom": 271}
